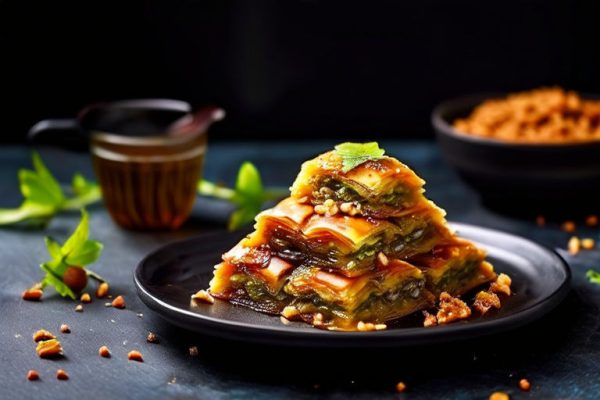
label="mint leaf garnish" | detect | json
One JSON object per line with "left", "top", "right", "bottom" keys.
{"left": 198, "top": 161, "right": 286, "bottom": 231}
{"left": 0, "top": 152, "right": 102, "bottom": 227}
{"left": 39, "top": 209, "right": 104, "bottom": 298}
{"left": 334, "top": 142, "right": 385, "bottom": 173}
{"left": 587, "top": 269, "right": 600, "bottom": 285}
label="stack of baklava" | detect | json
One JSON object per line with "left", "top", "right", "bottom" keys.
{"left": 208, "top": 146, "right": 496, "bottom": 330}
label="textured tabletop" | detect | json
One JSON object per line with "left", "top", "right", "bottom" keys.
{"left": 0, "top": 141, "right": 598, "bottom": 400}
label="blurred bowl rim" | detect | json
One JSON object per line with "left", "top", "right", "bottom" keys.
{"left": 431, "top": 92, "right": 600, "bottom": 149}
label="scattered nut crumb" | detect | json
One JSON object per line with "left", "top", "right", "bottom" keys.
{"left": 395, "top": 381, "right": 407, "bottom": 393}
{"left": 436, "top": 292, "right": 471, "bottom": 324}
{"left": 137, "top": 313, "right": 143, "bottom": 318}
{"left": 22, "top": 288, "right": 43, "bottom": 301}
{"left": 146, "top": 332, "right": 159, "bottom": 343}
{"left": 536, "top": 215, "right": 545, "bottom": 226}
{"left": 356, "top": 321, "right": 383, "bottom": 331}
{"left": 281, "top": 306, "right": 300, "bottom": 320}
{"left": 33, "top": 329, "right": 55, "bottom": 342}
{"left": 127, "top": 350, "right": 143, "bottom": 362}
{"left": 96, "top": 282, "right": 109, "bottom": 298}
{"left": 36, "top": 339, "right": 63, "bottom": 358}
{"left": 490, "top": 273, "right": 512, "bottom": 296}
{"left": 75, "top": 304, "right": 83, "bottom": 312}
{"left": 27, "top": 370, "right": 39, "bottom": 381}
{"left": 519, "top": 378, "right": 531, "bottom": 391}
{"left": 561, "top": 220, "right": 576, "bottom": 232}
{"left": 56, "top": 369, "right": 69, "bottom": 380}
{"left": 377, "top": 252, "right": 389, "bottom": 267}
{"left": 104, "top": 302, "right": 112, "bottom": 307}
{"left": 189, "top": 346, "right": 199, "bottom": 356}
{"left": 585, "top": 215, "right": 598, "bottom": 227}
{"left": 473, "top": 291, "right": 501, "bottom": 315}
{"left": 60, "top": 324, "right": 70, "bottom": 334}
{"left": 489, "top": 391, "right": 509, "bottom": 400}
{"left": 339, "top": 201, "right": 361, "bottom": 216}
{"left": 80, "top": 293, "right": 92, "bottom": 303}
{"left": 422, "top": 310, "right": 438, "bottom": 327}
{"left": 312, "top": 313, "right": 324, "bottom": 326}
{"left": 111, "top": 295, "right": 126, "bottom": 309}
{"left": 581, "top": 238, "right": 595, "bottom": 250}
{"left": 191, "top": 290, "right": 214, "bottom": 305}
{"left": 99, "top": 346, "right": 110, "bottom": 358}
{"left": 315, "top": 199, "right": 339, "bottom": 216}
{"left": 168, "top": 377, "right": 177, "bottom": 385}
{"left": 568, "top": 236, "right": 581, "bottom": 255}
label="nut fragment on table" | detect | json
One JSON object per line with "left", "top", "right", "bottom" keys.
{"left": 56, "top": 369, "right": 69, "bottom": 380}
{"left": 75, "top": 304, "right": 83, "bottom": 312}
{"left": 422, "top": 310, "right": 438, "bottom": 327}
{"left": 127, "top": 350, "right": 143, "bottom": 362}
{"left": 96, "top": 282, "right": 109, "bottom": 298}
{"left": 489, "top": 391, "right": 509, "bottom": 400}
{"left": 519, "top": 378, "right": 531, "bottom": 391}
{"left": 22, "top": 288, "right": 43, "bottom": 301}
{"left": 395, "top": 381, "right": 407, "bottom": 393}
{"left": 27, "top": 370, "right": 39, "bottom": 381}
{"left": 99, "top": 346, "right": 111, "bottom": 358}
{"left": 147, "top": 332, "right": 159, "bottom": 343}
{"left": 191, "top": 290, "right": 214, "bottom": 305}
{"left": 80, "top": 293, "right": 92, "bottom": 303}
{"left": 585, "top": 214, "right": 598, "bottom": 227}
{"left": 490, "top": 273, "right": 512, "bottom": 296}
{"left": 33, "top": 329, "right": 55, "bottom": 342}
{"left": 189, "top": 346, "right": 199, "bottom": 356}
{"left": 436, "top": 292, "right": 471, "bottom": 324}
{"left": 111, "top": 295, "right": 126, "bottom": 309}
{"left": 561, "top": 221, "right": 576, "bottom": 232}
{"left": 581, "top": 238, "right": 595, "bottom": 250}
{"left": 568, "top": 236, "right": 581, "bottom": 255}
{"left": 60, "top": 324, "right": 71, "bottom": 334}
{"left": 473, "top": 291, "right": 501, "bottom": 315}
{"left": 36, "top": 338, "right": 63, "bottom": 358}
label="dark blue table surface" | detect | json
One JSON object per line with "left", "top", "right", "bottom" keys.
{"left": 0, "top": 141, "right": 598, "bottom": 400}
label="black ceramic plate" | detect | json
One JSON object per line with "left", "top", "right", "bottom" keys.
{"left": 134, "top": 223, "right": 570, "bottom": 347}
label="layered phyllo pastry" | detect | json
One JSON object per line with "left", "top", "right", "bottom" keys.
{"left": 290, "top": 143, "right": 427, "bottom": 218}
{"left": 242, "top": 197, "right": 453, "bottom": 277}
{"left": 409, "top": 239, "right": 497, "bottom": 296}
{"left": 203, "top": 142, "right": 501, "bottom": 331}
{"left": 210, "top": 252, "right": 293, "bottom": 314}
{"left": 284, "top": 259, "right": 435, "bottom": 330}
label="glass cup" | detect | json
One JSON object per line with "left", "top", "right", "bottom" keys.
{"left": 28, "top": 99, "right": 224, "bottom": 230}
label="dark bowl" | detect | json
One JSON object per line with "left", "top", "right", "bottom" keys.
{"left": 432, "top": 93, "right": 600, "bottom": 216}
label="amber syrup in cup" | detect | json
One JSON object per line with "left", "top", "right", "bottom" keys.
{"left": 91, "top": 131, "right": 207, "bottom": 230}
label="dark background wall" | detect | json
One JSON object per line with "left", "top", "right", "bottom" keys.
{"left": 1, "top": 0, "right": 599, "bottom": 142}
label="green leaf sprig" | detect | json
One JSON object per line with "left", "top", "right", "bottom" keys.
{"left": 587, "top": 269, "right": 600, "bottom": 285}
{"left": 198, "top": 162, "right": 287, "bottom": 231}
{"left": 334, "top": 142, "right": 386, "bottom": 173}
{"left": 39, "top": 209, "right": 104, "bottom": 299}
{"left": 0, "top": 152, "right": 101, "bottom": 227}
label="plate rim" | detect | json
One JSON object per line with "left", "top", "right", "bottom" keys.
{"left": 134, "top": 222, "right": 571, "bottom": 347}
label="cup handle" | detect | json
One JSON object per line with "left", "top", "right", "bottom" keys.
{"left": 27, "top": 118, "right": 87, "bottom": 151}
